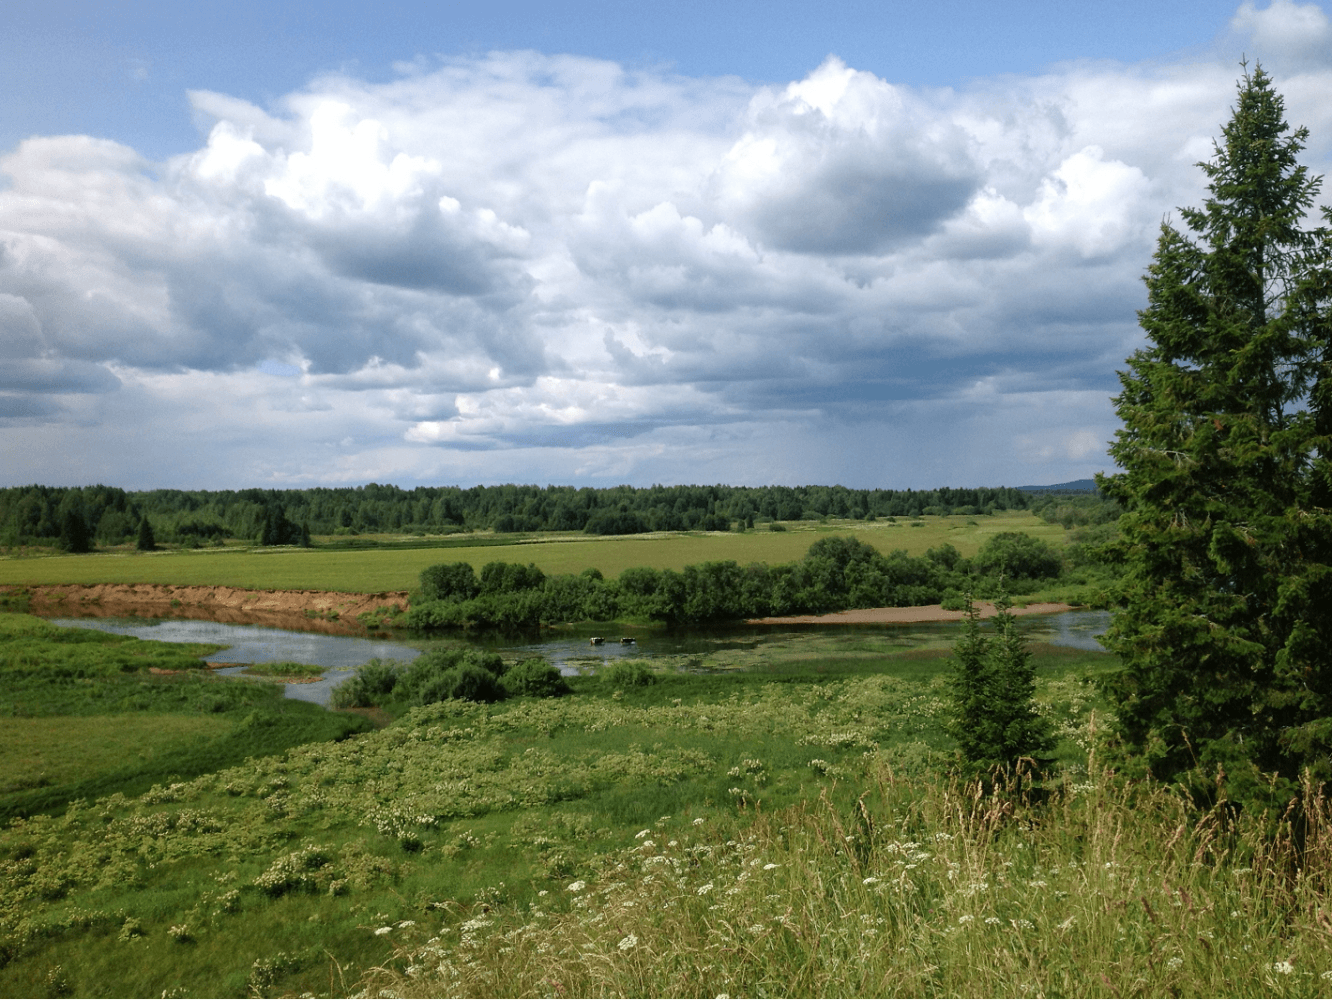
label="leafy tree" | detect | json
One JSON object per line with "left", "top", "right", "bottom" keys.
{"left": 971, "top": 532, "right": 1061, "bottom": 584}
{"left": 419, "top": 562, "right": 480, "bottom": 602}
{"left": 1098, "top": 66, "right": 1332, "bottom": 790}
{"left": 136, "top": 516, "right": 157, "bottom": 552}
{"left": 946, "top": 594, "right": 1053, "bottom": 770}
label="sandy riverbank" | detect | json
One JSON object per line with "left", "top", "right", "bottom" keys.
{"left": 6, "top": 583, "right": 408, "bottom": 635}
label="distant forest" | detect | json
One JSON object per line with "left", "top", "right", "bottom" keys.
{"left": 0, "top": 483, "right": 1042, "bottom": 549}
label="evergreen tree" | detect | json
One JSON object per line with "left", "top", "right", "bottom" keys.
{"left": 1098, "top": 66, "right": 1332, "bottom": 791}
{"left": 136, "top": 515, "right": 156, "bottom": 552}
{"left": 946, "top": 592, "right": 1053, "bottom": 770}
{"left": 56, "top": 509, "right": 91, "bottom": 553}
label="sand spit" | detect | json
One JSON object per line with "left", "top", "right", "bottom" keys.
{"left": 8, "top": 583, "right": 409, "bottom": 636}
{"left": 747, "top": 601, "right": 1077, "bottom": 626}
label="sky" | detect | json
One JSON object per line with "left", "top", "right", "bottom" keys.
{"left": 3, "top": 1, "right": 1332, "bottom": 492}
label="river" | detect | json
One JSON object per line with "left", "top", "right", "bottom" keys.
{"left": 48, "top": 608, "right": 1111, "bottom": 707}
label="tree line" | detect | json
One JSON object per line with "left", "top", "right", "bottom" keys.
{"left": 0, "top": 482, "right": 1031, "bottom": 549}
{"left": 406, "top": 532, "right": 1063, "bottom": 629}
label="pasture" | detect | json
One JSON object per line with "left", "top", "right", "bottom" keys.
{"left": 0, "top": 512, "right": 1064, "bottom": 593}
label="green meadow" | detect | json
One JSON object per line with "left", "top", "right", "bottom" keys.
{"left": 1, "top": 610, "right": 1123, "bottom": 998}
{"left": 0, "top": 512, "right": 1065, "bottom": 593}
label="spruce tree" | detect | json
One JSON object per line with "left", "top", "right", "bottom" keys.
{"left": 947, "top": 593, "right": 1053, "bottom": 770}
{"left": 1098, "top": 66, "right": 1332, "bottom": 791}
{"left": 136, "top": 516, "right": 156, "bottom": 552}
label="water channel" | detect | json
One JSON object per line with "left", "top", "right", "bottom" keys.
{"left": 48, "top": 608, "right": 1111, "bottom": 707}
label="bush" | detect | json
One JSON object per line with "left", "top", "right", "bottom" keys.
{"left": 502, "top": 658, "right": 571, "bottom": 698}
{"left": 417, "top": 663, "right": 505, "bottom": 704}
{"left": 329, "top": 658, "right": 402, "bottom": 708}
{"left": 601, "top": 660, "right": 656, "bottom": 687}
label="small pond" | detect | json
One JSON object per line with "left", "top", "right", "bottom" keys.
{"left": 48, "top": 609, "right": 1111, "bottom": 708}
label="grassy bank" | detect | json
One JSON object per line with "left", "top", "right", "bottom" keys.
{"left": 0, "top": 614, "right": 371, "bottom": 823}
{"left": 0, "top": 513, "right": 1064, "bottom": 592}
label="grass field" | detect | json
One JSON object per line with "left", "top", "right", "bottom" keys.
{"left": 0, "top": 614, "right": 372, "bottom": 823}
{"left": 1, "top": 715, "right": 234, "bottom": 795}
{"left": 0, "top": 513, "right": 1065, "bottom": 593}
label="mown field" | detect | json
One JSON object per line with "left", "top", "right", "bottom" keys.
{"left": 0, "top": 513, "right": 1065, "bottom": 594}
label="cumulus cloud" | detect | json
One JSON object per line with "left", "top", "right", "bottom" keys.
{"left": 711, "top": 58, "right": 979, "bottom": 254}
{"left": 1230, "top": 0, "right": 1332, "bottom": 71}
{"left": 3, "top": 17, "right": 1329, "bottom": 488}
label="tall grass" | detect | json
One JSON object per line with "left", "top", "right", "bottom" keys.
{"left": 365, "top": 762, "right": 1332, "bottom": 998}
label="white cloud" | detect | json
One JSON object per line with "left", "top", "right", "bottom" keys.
{"left": 1230, "top": 0, "right": 1332, "bottom": 71}
{"left": 1023, "top": 146, "right": 1152, "bottom": 258}
{"left": 3, "top": 17, "right": 1328, "bottom": 488}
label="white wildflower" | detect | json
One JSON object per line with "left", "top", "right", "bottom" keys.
{"left": 958, "top": 915, "right": 974, "bottom": 924}
{"left": 863, "top": 877, "right": 880, "bottom": 885}
{"left": 617, "top": 934, "right": 638, "bottom": 951}
{"left": 567, "top": 880, "right": 587, "bottom": 892}
{"left": 764, "top": 863, "right": 780, "bottom": 870}
{"left": 1273, "top": 961, "right": 1295, "bottom": 975}
{"left": 1167, "top": 956, "right": 1182, "bottom": 970}
{"left": 984, "top": 917, "right": 1002, "bottom": 925}
{"left": 635, "top": 829, "right": 651, "bottom": 839}
{"left": 693, "top": 818, "right": 705, "bottom": 826}
{"left": 697, "top": 882, "right": 714, "bottom": 895}
{"left": 374, "top": 926, "right": 393, "bottom": 936}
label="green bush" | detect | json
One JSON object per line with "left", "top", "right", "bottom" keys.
{"left": 329, "top": 658, "right": 402, "bottom": 708}
{"left": 602, "top": 660, "right": 656, "bottom": 688}
{"left": 418, "top": 663, "right": 505, "bottom": 704}
{"left": 502, "top": 657, "right": 571, "bottom": 698}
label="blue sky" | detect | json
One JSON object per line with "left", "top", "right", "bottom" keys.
{"left": 2, "top": 1, "right": 1331, "bottom": 490}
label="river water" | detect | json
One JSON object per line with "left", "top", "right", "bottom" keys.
{"left": 49, "top": 608, "right": 1111, "bottom": 707}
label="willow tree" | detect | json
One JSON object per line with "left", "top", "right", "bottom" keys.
{"left": 1098, "top": 66, "right": 1332, "bottom": 795}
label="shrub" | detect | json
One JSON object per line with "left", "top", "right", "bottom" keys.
{"left": 502, "top": 658, "right": 571, "bottom": 698}
{"left": 329, "top": 658, "right": 402, "bottom": 708}
{"left": 602, "top": 661, "right": 656, "bottom": 688}
{"left": 417, "top": 664, "right": 505, "bottom": 704}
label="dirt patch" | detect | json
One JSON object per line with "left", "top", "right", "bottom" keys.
{"left": 8, "top": 583, "right": 409, "bottom": 635}
{"left": 747, "top": 602, "right": 1077, "bottom": 626}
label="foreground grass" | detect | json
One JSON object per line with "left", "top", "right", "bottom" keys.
{"left": 0, "top": 513, "right": 1064, "bottom": 592}
{"left": 0, "top": 635, "right": 1105, "bottom": 998}
{"left": 367, "top": 768, "right": 1332, "bottom": 999}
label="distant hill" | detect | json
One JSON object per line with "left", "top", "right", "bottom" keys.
{"left": 1017, "top": 479, "right": 1099, "bottom": 493}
